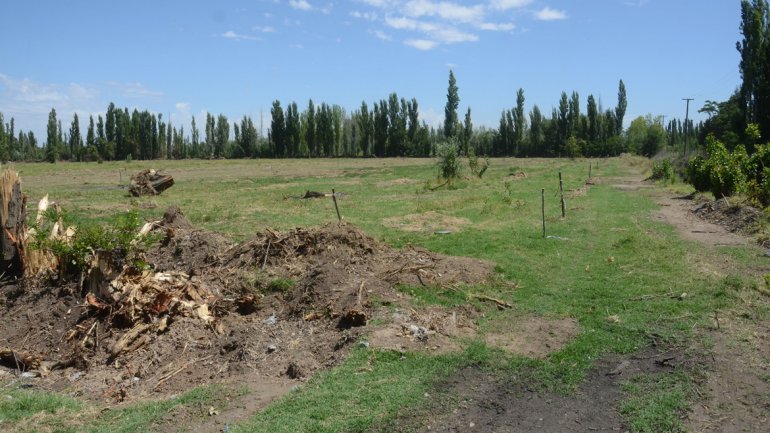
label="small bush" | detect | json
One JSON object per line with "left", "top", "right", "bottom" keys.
{"left": 436, "top": 140, "right": 461, "bottom": 184}
{"left": 30, "top": 209, "right": 154, "bottom": 274}
{"left": 467, "top": 147, "right": 490, "bottom": 179}
{"left": 685, "top": 135, "right": 748, "bottom": 198}
{"left": 650, "top": 159, "right": 674, "bottom": 182}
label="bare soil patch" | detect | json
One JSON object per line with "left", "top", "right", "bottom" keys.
{"left": 610, "top": 175, "right": 770, "bottom": 432}
{"left": 0, "top": 208, "right": 493, "bottom": 408}
{"left": 376, "top": 178, "right": 421, "bottom": 188}
{"left": 410, "top": 348, "right": 691, "bottom": 433}
{"left": 653, "top": 196, "right": 749, "bottom": 247}
{"left": 686, "top": 318, "right": 770, "bottom": 433}
{"left": 484, "top": 316, "right": 580, "bottom": 359}
{"left": 382, "top": 211, "right": 471, "bottom": 233}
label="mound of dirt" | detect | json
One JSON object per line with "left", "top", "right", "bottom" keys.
{"left": 691, "top": 199, "right": 764, "bottom": 235}
{"left": 0, "top": 209, "right": 494, "bottom": 404}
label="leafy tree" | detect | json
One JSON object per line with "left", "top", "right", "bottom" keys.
{"left": 444, "top": 70, "right": 459, "bottom": 138}
{"left": 462, "top": 107, "right": 473, "bottom": 155}
{"left": 406, "top": 98, "right": 420, "bottom": 154}
{"left": 305, "top": 99, "right": 316, "bottom": 156}
{"left": 46, "top": 108, "right": 59, "bottom": 163}
{"left": 529, "top": 105, "right": 544, "bottom": 156}
{"left": 356, "top": 101, "right": 372, "bottom": 156}
{"left": 514, "top": 89, "right": 525, "bottom": 155}
{"left": 737, "top": 0, "right": 770, "bottom": 139}
{"left": 373, "top": 100, "right": 388, "bottom": 157}
{"left": 616, "top": 79, "right": 627, "bottom": 135}
{"left": 568, "top": 91, "right": 580, "bottom": 139}
{"left": 85, "top": 115, "right": 97, "bottom": 160}
{"left": 387, "top": 93, "right": 405, "bottom": 156}
{"left": 205, "top": 113, "right": 215, "bottom": 157}
{"left": 286, "top": 102, "right": 300, "bottom": 157}
{"left": 190, "top": 116, "right": 200, "bottom": 157}
{"left": 557, "top": 92, "right": 569, "bottom": 153}
{"left": 587, "top": 95, "right": 599, "bottom": 144}
{"left": 214, "top": 114, "right": 229, "bottom": 158}
{"left": 69, "top": 113, "right": 83, "bottom": 161}
{"left": 436, "top": 139, "right": 460, "bottom": 185}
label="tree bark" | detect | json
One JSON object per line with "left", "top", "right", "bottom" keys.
{"left": 0, "top": 169, "right": 27, "bottom": 277}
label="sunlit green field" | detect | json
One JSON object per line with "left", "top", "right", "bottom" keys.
{"left": 2, "top": 156, "right": 766, "bottom": 433}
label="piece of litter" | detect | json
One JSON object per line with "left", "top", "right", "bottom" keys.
{"left": 546, "top": 235, "right": 569, "bottom": 241}
{"left": 434, "top": 230, "right": 451, "bottom": 235}
{"left": 263, "top": 313, "right": 277, "bottom": 326}
{"left": 266, "top": 344, "right": 278, "bottom": 353}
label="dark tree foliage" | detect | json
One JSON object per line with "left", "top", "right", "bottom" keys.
{"left": 444, "top": 70, "right": 459, "bottom": 139}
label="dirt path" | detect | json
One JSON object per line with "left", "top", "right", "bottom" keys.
{"left": 653, "top": 196, "right": 748, "bottom": 247}
{"left": 414, "top": 175, "right": 770, "bottom": 433}
{"left": 415, "top": 349, "right": 685, "bottom": 433}
{"left": 614, "top": 176, "right": 770, "bottom": 432}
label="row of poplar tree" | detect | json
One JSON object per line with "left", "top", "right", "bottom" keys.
{"left": 0, "top": 73, "right": 698, "bottom": 162}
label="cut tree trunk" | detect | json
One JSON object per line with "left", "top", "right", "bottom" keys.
{"left": 0, "top": 169, "right": 27, "bottom": 277}
{"left": 129, "top": 169, "right": 175, "bottom": 197}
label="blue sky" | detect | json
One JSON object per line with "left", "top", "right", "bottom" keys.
{"left": 0, "top": 0, "right": 741, "bottom": 141}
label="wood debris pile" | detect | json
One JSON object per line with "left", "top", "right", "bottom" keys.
{"left": 129, "top": 169, "right": 174, "bottom": 197}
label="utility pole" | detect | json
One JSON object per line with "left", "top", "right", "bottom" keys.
{"left": 682, "top": 98, "right": 693, "bottom": 156}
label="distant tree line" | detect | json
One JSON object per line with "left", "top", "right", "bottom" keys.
{"left": 687, "top": 0, "right": 770, "bottom": 154}
{"left": 2, "top": 74, "right": 647, "bottom": 162}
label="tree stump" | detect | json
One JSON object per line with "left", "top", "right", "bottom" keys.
{"left": 0, "top": 169, "right": 27, "bottom": 277}
{"left": 129, "top": 169, "right": 175, "bottom": 197}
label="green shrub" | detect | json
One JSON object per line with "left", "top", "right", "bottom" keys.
{"left": 687, "top": 155, "right": 710, "bottom": 193}
{"left": 467, "top": 147, "right": 490, "bottom": 179}
{"left": 31, "top": 209, "right": 154, "bottom": 273}
{"left": 686, "top": 135, "right": 748, "bottom": 198}
{"left": 436, "top": 140, "right": 461, "bottom": 184}
{"left": 650, "top": 159, "right": 674, "bottom": 182}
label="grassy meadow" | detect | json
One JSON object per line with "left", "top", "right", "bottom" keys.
{"left": 2, "top": 156, "right": 768, "bottom": 432}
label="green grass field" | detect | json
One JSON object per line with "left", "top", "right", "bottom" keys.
{"left": 2, "top": 156, "right": 767, "bottom": 432}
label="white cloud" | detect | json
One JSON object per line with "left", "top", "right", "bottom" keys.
{"left": 289, "top": 0, "right": 313, "bottom": 11}
{"left": 478, "top": 21, "right": 515, "bottom": 31}
{"left": 370, "top": 29, "right": 393, "bottom": 40}
{"left": 404, "top": 39, "right": 438, "bottom": 50}
{"left": 432, "top": 26, "right": 478, "bottom": 43}
{"left": 350, "top": 10, "right": 379, "bottom": 20}
{"left": 357, "top": 0, "right": 395, "bottom": 7}
{"left": 253, "top": 25, "right": 275, "bottom": 33}
{"left": 403, "top": 0, "right": 484, "bottom": 24}
{"left": 354, "top": 0, "right": 531, "bottom": 50}
{"left": 110, "top": 82, "right": 165, "bottom": 99}
{"left": 289, "top": 43, "right": 304, "bottom": 49}
{"left": 419, "top": 106, "right": 443, "bottom": 127}
{"left": 534, "top": 7, "right": 567, "bottom": 21}
{"left": 175, "top": 102, "right": 191, "bottom": 112}
{"left": 385, "top": 16, "right": 477, "bottom": 46}
{"left": 221, "top": 30, "right": 258, "bottom": 41}
{"left": 490, "top": 0, "right": 533, "bottom": 10}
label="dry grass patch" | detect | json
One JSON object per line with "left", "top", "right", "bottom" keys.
{"left": 382, "top": 211, "right": 471, "bottom": 233}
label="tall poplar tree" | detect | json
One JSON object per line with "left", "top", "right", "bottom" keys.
{"left": 737, "top": 0, "right": 770, "bottom": 138}
{"left": 270, "top": 100, "right": 286, "bottom": 157}
{"left": 69, "top": 113, "right": 83, "bottom": 161}
{"left": 46, "top": 108, "right": 59, "bottom": 163}
{"left": 444, "top": 70, "right": 459, "bottom": 139}
{"left": 615, "top": 80, "right": 627, "bottom": 135}
{"left": 514, "top": 88, "right": 525, "bottom": 155}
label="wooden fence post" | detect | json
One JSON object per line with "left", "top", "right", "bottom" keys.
{"left": 332, "top": 188, "right": 342, "bottom": 222}
{"left": 559, "top": 172, "right": 566, "bottom": 218}
{"left": 541, "top": 188, "right": 546, "bottom": 238}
